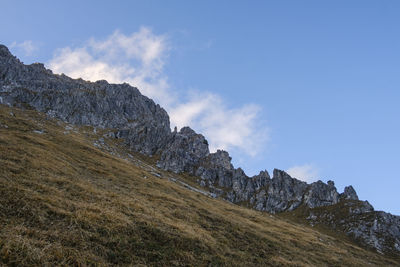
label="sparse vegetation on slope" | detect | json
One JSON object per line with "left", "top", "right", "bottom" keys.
{"left": 0, "top": 105, "right": 399, "bottom": 266}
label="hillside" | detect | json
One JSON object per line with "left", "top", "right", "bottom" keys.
{"left": 2, "top": 44, "right": 400, "bottom": 256}
{"left": 1, "top": 104, "right": 399, "bottom": 266}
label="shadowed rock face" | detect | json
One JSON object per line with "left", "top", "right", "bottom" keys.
{"left": 156, "top": 127, "right": 210, "bottom": 174}
{"left": 1, "top": 44, "right": 399, "bottom": 255}
{"left": 0, "top": 45, "right": 172, "bottom": 155}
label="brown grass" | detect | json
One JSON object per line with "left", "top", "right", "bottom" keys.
{"left": 0, "top": 104, "right": 399, "bottom": 266}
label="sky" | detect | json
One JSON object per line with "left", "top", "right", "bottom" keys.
{"left": 1, "top": 1, "right": 399, "bottom": 215}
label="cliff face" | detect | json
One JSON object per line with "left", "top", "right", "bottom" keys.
{"left": 1, "top": 44, "right": 399, "bottom": 255}
{"left": 0, "top": 45, "right": 172, "bottom": 155}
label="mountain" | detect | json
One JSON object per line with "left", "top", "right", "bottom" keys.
{"left": 2, "top": 104, "right": 399, "bottom": 266}
{"left": 0, "top": 44, "right": 399, "bottom": 264}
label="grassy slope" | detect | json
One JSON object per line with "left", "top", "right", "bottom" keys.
{"left": 0, "top": 105, "right": 399, "bottom": 266}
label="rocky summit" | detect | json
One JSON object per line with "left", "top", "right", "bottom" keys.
{"left": 1, "top": 44, "right": 399, "bottom": 255}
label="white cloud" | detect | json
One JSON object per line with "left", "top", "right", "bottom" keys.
{"left": 169, "top": 92, "right": 268, "bottom": 156}
{"left": 286, "top": 164, "right": 319, "bottom": 183}
{"left": 47, "top": 27, "right": 268, "bottom": 156}
{"left": 10, "top": 40, "right": 38, "bottom": 56}
{"left": 48, "top": 27, "right": 173, "bottom": 105}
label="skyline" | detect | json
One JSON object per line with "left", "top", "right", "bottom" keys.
{"left": 2, "top": 1, "right": 400, "bottom": 215}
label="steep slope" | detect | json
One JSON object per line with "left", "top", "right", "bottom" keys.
{"left": 0, "top": 44, "right": 357, "bottom": 214}
{"left": 1, "top": 105, "right": 399, "bottom": 266}
{"left": 1, "top": 44, "right": 399, "bottom": 255}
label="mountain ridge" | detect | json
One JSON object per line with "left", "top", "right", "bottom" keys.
{"left": 1, "top": 44, "right": 399, "bottom": 255}
{"left": 2, "top": 104, "right": 398, "bottom": 265}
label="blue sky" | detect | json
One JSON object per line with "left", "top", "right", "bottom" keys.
{"left": 2, "top": 1, "right": 400, "bottom": 215}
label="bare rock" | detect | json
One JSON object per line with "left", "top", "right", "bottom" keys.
{"left": 303, "top": 180, "right": 340, "bottom": 208}
{"left": 340, "top": 185, "right": 359, "bottom": 200}
{"left": 156, "top": 127, "right": 209, "bottom": 173}
{"left": 0, "top": 44, "right": 172, "bottom": 156}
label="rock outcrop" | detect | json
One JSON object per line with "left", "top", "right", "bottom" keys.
{"left": 305, "top": 200, "right": 400, "bottom": 255}
{"left": 156, "top": 127, "right": 210, "bottom": 173}
{"left": 0, "top": 45, "right": 171, "bottom": 155}
{"left": 1, "top": 44, "right": 399, "bottom": 255}
{"left": 341, "top": 185, "right": 359, "bottom": 200}
{"left": 160, "top": 143, "right": 355, "bottom": 214}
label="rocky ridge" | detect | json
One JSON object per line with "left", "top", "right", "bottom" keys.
{"left": 0, "top": 45, "right": 171, "bottom": 155}
{"left": 1, "top": 44, "right": 399, "bottom": 255}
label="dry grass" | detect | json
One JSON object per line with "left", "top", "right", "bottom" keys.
{"left": 0, "top": 104, "right": 399, "bottom": 266}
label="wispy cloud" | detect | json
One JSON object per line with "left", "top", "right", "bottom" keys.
{"left": 169, "top": 91, "right": 268, "bottom": 156}
{"left": 48, "top": 27, "right": 173, "bottom": 105}
{"left": 10, "top": 40, "right": 38, "bottom": 56}
{"left": 286, "top": 164, "right": 319, "bottom": 183}
{"left": 47, "top": 27, "right": 268, "bottom": 156}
